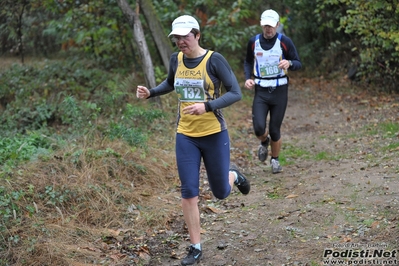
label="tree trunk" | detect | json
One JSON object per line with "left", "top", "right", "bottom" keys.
{"left": 139, "top": 0, "right": 173, "bottom": 70}
{"left": 116, "top": 0, "right": 161, "bottom": 107}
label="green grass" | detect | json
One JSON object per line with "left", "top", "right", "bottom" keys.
{"left": 277, "top": 120, "right": 398, "bottom": 174}
{"left": 266, "top": 192, "right": 281, "bottom": 199}
{"left": 384, "top": 141, "right": 399, "bottom": 151}
{"left": 281, "top": 143, "right": 345, "bottom": 163}
{"left": 314, "top": 151, "right": 342, "bottom": 161}
{"left": 280, "top": 144, "right": 311, "bottom": 165}
{"left": 362, "top": 218, "right": 375, "bottom": 227}
{"left": 266, "top": 186, "right": 284, "bottom": 199}
{"left": 364, "top": 121, "right": 399, "bottom": 137}
{"left": 380, "top": 122, "right": 399, "bottom": 137}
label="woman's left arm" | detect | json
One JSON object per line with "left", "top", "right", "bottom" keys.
{"left": 205, "top": 53, "right": 242, "bottom": 112}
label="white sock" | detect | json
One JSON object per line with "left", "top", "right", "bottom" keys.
{"left": 192, "top": 243, "right": 201, "bottom": 250}
{"left": 230, "top": 171, "right": 238, "bottom": 183}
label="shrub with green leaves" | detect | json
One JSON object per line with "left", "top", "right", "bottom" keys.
{"left": 0, "top": 132, "right": 52, "bottom": 174}
{"left": 286, "top": 0, "right": 398, "bottom": 90}
{"left": 0, "top": 59, "right": 112, "bottom": 134}
{"left": 337, "top": 0, "right": 398, "bottom": 90}
{"left": 0, "top": 57, "right": 169, "bottom": 178}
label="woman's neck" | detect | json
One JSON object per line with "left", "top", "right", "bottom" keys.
{"left": 185, "top": 47, "right": 207, "bottom": 58}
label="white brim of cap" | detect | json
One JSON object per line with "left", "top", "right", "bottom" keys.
{"left": 168, "top": 28, "right": 192, "bottom": 37}
{"left": 261, "top": 19, "right": 278, "bottom": 27}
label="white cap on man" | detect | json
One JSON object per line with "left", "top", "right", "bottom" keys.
{"left": 168, "top": 15, "right": 200, "bottom": 37}
{"left": 260, "top": 9, "right": 279, "bottom": 27}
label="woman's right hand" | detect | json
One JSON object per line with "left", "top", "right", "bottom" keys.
{"left": 136, "top": 85, "right": 150, "bottom": 99}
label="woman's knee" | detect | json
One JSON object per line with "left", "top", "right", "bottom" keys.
{"left": 213, "top": 189, "right": 230, "bottom": 200}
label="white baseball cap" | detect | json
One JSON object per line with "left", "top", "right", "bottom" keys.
{"left": 260, "top": 9, "right": 279, "bottom": 27}
{"left": 168, "top": 15, "right": 200, "bottom": 37}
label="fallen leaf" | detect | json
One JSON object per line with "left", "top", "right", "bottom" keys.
{"left": 371, "top": 221, "right": 380, "bottom": 229}
{"left": 343, "top": 236, "right": 352, "bottom": 242}
{"left": 206, "top": 206, "right": 224, "bottom": 213}
{"left": 138, "top": 251, "right": 151, "bottom": 260}
{"left": 286, "top": 194, "right": 299, "bottom": 199}
{"left": 81, "top": 246, "right": 101, "bottom": 252}
{"left": 107, "top": 229, "right": 121, "bottom": 236}
{"left": 110, "top": 253, "right": 127, "bottom": 261}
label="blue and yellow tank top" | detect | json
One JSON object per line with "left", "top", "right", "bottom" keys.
{"left": 174, "top": 50, "right": 225, "bottom": 137}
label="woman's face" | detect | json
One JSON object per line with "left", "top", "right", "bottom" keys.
{"left": 171, "top": 32, "right": 199, "bottom": 56}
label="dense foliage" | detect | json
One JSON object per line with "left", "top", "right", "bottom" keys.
{"left": 313, "top": 0, "right": 398, "bottom": 90}
{"left": 1, "top": 0, "right": 398, "bottom": 89}
{"left": 0, "top": 58, "right": 166, "bottom": 173}
{"left": 337, "top": 0, "right": 399, "bottom": 88}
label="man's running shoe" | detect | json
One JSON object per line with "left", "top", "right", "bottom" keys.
{"left": 181, "top": 246, "right": 202, "bottom": 266}
{"left": 230, "top": 163, "right": 250, "bottom": 195}
{"left": 258, "top": 136, "right": 270, "bottom": 162}
{"left": 271, "top": 158, "right": 283, "bottom": 174}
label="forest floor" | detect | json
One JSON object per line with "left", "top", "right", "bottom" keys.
{"left": 128, "top": 75, "right": 399, "bottom": 266}
{"left": 2, "top": 58, "right": 398, "bottom": 266}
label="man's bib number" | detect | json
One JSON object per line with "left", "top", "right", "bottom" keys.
{"left": 259, "top": 64, "right": 280, "bottom": 77}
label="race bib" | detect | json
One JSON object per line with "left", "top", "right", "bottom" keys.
{"left": 259, "top": 63, "right": 280, "bottom": 77}
{"left": 175, "top": 78, "right": 206, "bottom": 102}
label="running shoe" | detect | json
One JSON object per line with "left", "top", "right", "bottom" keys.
{"left": 258, "top": 136, "right": 270, "bottom": 162}
{"left": 181, "top": 246, "right": 202, "bottom": 266}
{"left": 230, "top": 163, "right": 250, "bottom": 194}
{"left": 271, "top": 158, "right": 283, "bottom": 174}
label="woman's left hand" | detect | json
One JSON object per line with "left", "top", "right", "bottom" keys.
{"left": 183, "top": 103, "right": 206, "bottom": 115}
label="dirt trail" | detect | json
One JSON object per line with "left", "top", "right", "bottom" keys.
{"left": 141, "top": 77, "right": 399, "bottom": 266}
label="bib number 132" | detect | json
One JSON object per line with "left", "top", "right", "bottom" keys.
{"left": 175, "top": 79, "right": 206, "bottom": 102}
